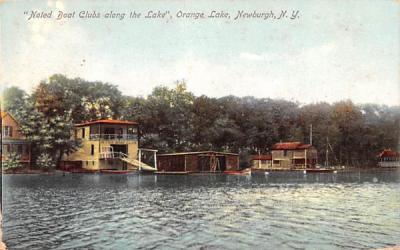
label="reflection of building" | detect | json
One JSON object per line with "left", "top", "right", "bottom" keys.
{"left": 251, "top": 154, "right": 272, "bottom": 170}
{"left": 271, "top": 142, "right": 317, "bottom": 169}
{"left": 157, "top": 151, "right": 239, "bottom": 173}
{"left": 377, "top": 149, "right": 400, "bottom": 168}
{"left": 1, "top": 112, "right": 31, "bottom": 166}
{"left": 61, "top": 120, "right": 155, "bottom": 171}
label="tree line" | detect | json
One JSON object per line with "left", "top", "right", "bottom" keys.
{"left": 2, "top": 74, "right": 399, "bottom": 167}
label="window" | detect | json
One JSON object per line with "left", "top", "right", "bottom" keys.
{"left": 91, "top": 145, "right": 94, "bottom": 155}
{"left": 82, "top": 128, "right": 85, "bottom": 139}
{"left": 283, "top": 150, "right": 287, "bottom": 157}
{"left": 2, "top": 126, "right": 13, "bottom": 137}
{"left": 17, "top": 145, "right": 23, "bottom": 154}
{"left": 127, "top": 126, "right": 137, "bottom": 134}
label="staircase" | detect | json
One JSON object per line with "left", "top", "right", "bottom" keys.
{"left": 119, "top": 154, "right": 156, "bottom": 171}
{"left": 99, "top": 146, "right": 156, "bottom": 172}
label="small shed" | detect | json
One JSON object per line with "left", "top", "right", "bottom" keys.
{"left": 251, "top": 154, "right": 272, "bottom": 169}
{"left": 157, "top": 151, "right": 239, "bottom": 173}
{"left": 377, "top": 149, "right": 400, "bottom": 167}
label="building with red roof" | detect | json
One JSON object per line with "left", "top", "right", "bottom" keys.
{"left": 61, "top": 119, "right": 157, "bottom": 172}
{"left": 250, "top": 154, "right": 272, "bottom": 170}
{"left": 377, "top": 149, "right": 400, "bottom": 168}
{"left": 271, "top": 142, "right": 317, "bottom": 169}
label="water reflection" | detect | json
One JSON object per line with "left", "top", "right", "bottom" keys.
{"left": 3, "top": 169, "right": 400, "bottom": 250}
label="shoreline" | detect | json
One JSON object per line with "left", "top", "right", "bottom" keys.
{"left": 2, "top": 167, "right": 399, "bottom": 175}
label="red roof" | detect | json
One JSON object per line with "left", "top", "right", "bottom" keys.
{"left": 378, "top": 149, "right": 399, "bottom": 158}
{"left": 251, "top": 154, "right": 272, "bottom": 160}
{"left": 272, "top": 142, "right": 313, "bottom": 150}
{"left": 75, "top": 120, "right": 138, "bottom": 127}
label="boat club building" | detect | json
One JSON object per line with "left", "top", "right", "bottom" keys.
{"left": 157, "top": 151, "right": 239, "bottom": 173}
{"left": 251, "top": 154, "right": 272, "bottom": 170}
{"left": 377, "top": 149, "right": 400, "bottom": 168}
{"left": 61, "top": 119, "right": 156, "bottom": 171}
{"left": 271, "top": 142, "right": 317, "bottom": 169}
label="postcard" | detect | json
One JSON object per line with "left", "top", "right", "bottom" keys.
{"left": 1, "top": 1, "right": 399, "bottom": 249}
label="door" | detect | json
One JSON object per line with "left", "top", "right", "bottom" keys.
{"left": 111, "top": 144, "right": 127, "bottom": 156}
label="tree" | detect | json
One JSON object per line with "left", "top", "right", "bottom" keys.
{"left": 16, "top": 98, "right": 81, "bottom": 166}
{"left": 36, "top": 153, "right": 56, "bottom": 169}
{"left": 3, "top": 152, "right": 22, "bottom": 170}
{"left": 1, "top": 86, "right": 27, "bottom": 116}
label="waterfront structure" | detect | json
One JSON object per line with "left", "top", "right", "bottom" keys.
{"left": 157, "top": 151, "right": 239, "bottom": 173}
{"left": 271, "top": 142, "right": 317, "bottom": 169}
{"left": 61, "top": 119, "right": 156, "bottom": 171}
{"left": 250, "top": 154, "right": 272, "bottom": 170}
{"left": 377, "top": 149, "right": 400, "bottom": 168}
{"left": 0, "top": 112, "right": 31, "bottom": 166}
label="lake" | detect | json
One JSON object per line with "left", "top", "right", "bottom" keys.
{"left": 3, "top": 170, "right": 400, "bottom": 249}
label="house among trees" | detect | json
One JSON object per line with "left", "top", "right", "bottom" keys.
{"left": 157, "top": 151, "right": 239, "bottom": 173}
{"left": 271, "top": 142, "right": 317, "bottom": 169}
{"left": 250, "top": 154, "right": 272, "bottom": 170}
{"left": 1, "top": 112, "right": 31, "bottom": 166}
{"left": 61, "top": 119, "right": 157, "bottom": 171}
{"left": 377, "top": 149, "right": 400, "bottom": 168}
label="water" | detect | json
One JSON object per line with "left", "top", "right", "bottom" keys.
{"left": 3, "top": 170, "right": 400, "bottom": 250}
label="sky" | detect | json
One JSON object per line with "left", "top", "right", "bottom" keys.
{"left": 0, "top": 0, "right": 399, "bottom": 106}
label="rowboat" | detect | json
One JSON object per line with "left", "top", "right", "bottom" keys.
{"left": 305, "top": 168, "right": 337, "bottom": 173}
{"left": 100, "top": 169, "right": 136, "bottom": 174}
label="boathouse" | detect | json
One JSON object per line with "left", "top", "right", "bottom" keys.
{"left": 1, "top": 112, "right": 31, "bottom": 167}
{"left": 61, "top": 119, "right": 157, "bottom": 171}
{"left": 271, "top": 142, "right": 317, "bottom": 169}
{"left": 157, "top": 151, "right": 239, "bottom": 173}
{"left": 377, "top": 149, "right": 400, "bottom": 168}
{"left": 251, "top": 154, "right": 272, "bottom": 170}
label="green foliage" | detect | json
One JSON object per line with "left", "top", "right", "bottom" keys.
{"left": 3, "top": 152, "right": 22, "bottom": 170}
{"left": 16, "top": 97, "right": 81, "bottom": 166}
{"left": 5, "top": 74, "right": 400, "bottom": 168}
{"left": 1, "top": 86, "right": 27, "bottom": 116}
{"left": 36, "top": 153, "right": 56, "bottom": 169}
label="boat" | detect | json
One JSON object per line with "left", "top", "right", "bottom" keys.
{"left": 223, "top": 168, "right": 251, "bottom": 175}
{"left": 100, "top": 169, "right": 136, "bottom": 174}
{"left": 67, "top": 168, "right": 98, "bottom": 173}
{"left": 305, "top": 168, "right": 337, "bottom": 173}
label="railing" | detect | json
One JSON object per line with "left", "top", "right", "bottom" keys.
{"left": 89, "top": 134, "right": 137, "bottom": 140}
{"left": 99, "top": 151, "right": 128, "bottom": 159}
{"left": 378, "top": 161, "right": 400, "bottom": 167}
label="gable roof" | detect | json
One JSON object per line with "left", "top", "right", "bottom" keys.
{"left": 272, "top": 142, "right": 313, "bottom": 150}
{"left": 0, "top": 111, "right": 20, "bottom": 125}
{"left": 158, "top": 151, "right": 239, "bottom": 156}
{"left": 378, "top": 149, "right": 399, "bottom": 158}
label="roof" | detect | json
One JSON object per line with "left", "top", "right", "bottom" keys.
{"left": 378, "top": 149, "right": 399, "bottom": 158}
{"left": 158, "top": 151, "right": 239, "bottom": 156}
{"left": 251, "top": 154, "right": 272, "bottom": 160}
{"left": 75, "top": 119, "right": 138, "bottom": 127}
{"left": 272, "top": 142, "right": 313, "bottom": 150}
{"left": 0, "top": 111, "right": 20, "bottom": 125}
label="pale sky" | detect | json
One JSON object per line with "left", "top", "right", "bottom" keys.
{"left": 1, "top": 0, "right": 399, "bottom": 105}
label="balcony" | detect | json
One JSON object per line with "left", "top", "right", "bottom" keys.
{"left": 88, "top": 134, "right": 137, "bottom": 141}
